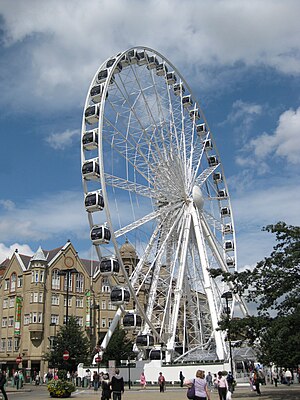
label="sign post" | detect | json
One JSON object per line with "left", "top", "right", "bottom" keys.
{"left": 62, "top": 350, "right": 70, "bottom": 361}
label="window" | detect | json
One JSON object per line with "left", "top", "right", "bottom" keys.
{"left": 3, "top": 299, "right": 8, "bottom": 309}
{"left": 17, "top": 276, "right": 23, "bottom": 288}
{"left": 51, "top": 315, "right": 59, "bottom": 325}
{"left": 30, "top": 293, "right": 33, "bottom": 303}
{"left": 2, "top": 318, "right": 7, "bottom": 328}
{"left": 101, "top": 318, "right": 106, "bottom": 328}
{"left": 33, "top": 293, "right": 38, "bottom": 303}
{"left": 64, "top": 296, "right": 72, "bottom": 307}
{"left": 10, "top": 273, "right": 16, "bottom": 292}
{"left": 75, "top": 273, "right": 84, "bottom": 293}
{"left": 14, "top": 337, "right": 20, "bottom": 351}
{"left": 39, "top": 292, "right": 43, "bottom": 303}
{"left": 64, "top": 274, "right": 73, "bottom": 291}
{"left": 101, "top": 300, "right": 106, "bottom": 310}
{"left": 32, "top": 312, "right": 37, "bottom": 323}
{"left": 0, "top": 339, "right": 5, "bottom": 352}
{"left": 34, "top": 271, "right": 39, "bottom": 283}
{"left": 76, "top": 297, "right": 83, "bottom": 308}
{"left": 76, "top": 317, "right": 83, "bottom": 326}
{"left": 9, "top": 297, "right": 15, "bottom": 308}
{"left": 40, "top": 271, "right": 44, "bottom": 282}
{"left": 8, "top": 316, "right": 14, "bottom": 327}
{"left": 108, "top": 301, "right": 116, "bottom": 311}
{"left": 4, "top": 280, "right": 9, "bottom": 290}
{"left": 7, "top": 338, "right": 12, "bottom": 352}
{"left": 51, "top": 294, "right": 59, "bottom": 305}
{"left": 108, "top": 318, "right": 113, "bottom": 327}
{"left": 38, "top": 312, "right": 43, "bottom": 323}
{"left": 24, "top": 314, "right": 30, "bottom": 325}
{"left": 101, "top": 278, "right": 110, "bottom": 292}
{"left": 52, "top": 270, "right": 60, "bottom": 290}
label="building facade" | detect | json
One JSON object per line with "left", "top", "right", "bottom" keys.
{"left": 0, "top": 240, "right": 138, "bottom": 377}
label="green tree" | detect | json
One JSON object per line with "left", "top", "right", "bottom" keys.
{"left": 101, "top": 325, "right": 135, "bottom": 365}
{"left": 212, "top": 222, "right": 300, "bottom": 367}
{"left": 45, "top": 316, "right": 91, "bottom": 372}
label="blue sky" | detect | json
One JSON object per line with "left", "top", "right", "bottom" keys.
{"left": 0, "top": 0, "right": 299, "bottom": 269}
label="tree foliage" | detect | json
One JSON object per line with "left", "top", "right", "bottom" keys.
{"left": 44, "top": 316, "right": 91, "bottom": 371}
{"left": 101, "top": 325, "right": 135, "bottom": 365}
{"left": 213, "top": 222, "right": 300, "bottom": 367}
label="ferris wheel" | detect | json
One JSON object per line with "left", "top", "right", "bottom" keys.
{"left": 81, "top": 46, "right": 248, "bottom": 363}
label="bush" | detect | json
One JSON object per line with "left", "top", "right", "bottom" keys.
{"left": 47, "top": 379, "right": 75, "bottom": 398}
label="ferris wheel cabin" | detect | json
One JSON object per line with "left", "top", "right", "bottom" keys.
{"left": 166, "top": 71, "right": 177, "bottom": 85}
{"left": 127, "top": 49, "right": 140, "bottom": 64}
{"left": 137, "top": 51, "right": 149, "bottom": 65}
{"left": 90, "top": 224, "right": 111, "bottom": 245}
{"left": 224, "top": 240, "right": 234, "bottom": 251}
{"left": 223, "top": 223, "right": 233, "bottom": 234}
{"left": 156, "top": 62, "right": 168, "bottom": 76}
{"left": 221, "top": 207, "right": 231, "bottom": 217}
{"left": 84, "top": 191, "right": 104, "bottom": 212}
{"left": 203, "top": 139, "right": 213, "bottom": 150}
{"left": 90, "top": 84, "right": 107, "bottom": 104}
{"left": 182, "top": 95, "right": 193, "bottom": 108}
{"left": 82, "top": 129, "right": 98, "bottom": 151}
{"left": 147, "top": 55, "right": 159, "bottom": 70}
{"left": 173, "top": 83, "right": 185, "bottom": 96}
{"left": 208, "top": 155, "right": 219, "bottom": 167}
{"left": 149, "top": 348, "right": 165, "bottom": 360}
{"left": 110, "top": 286, "right": 130, "bottom": 305}
{"left": 82, "top": 159, "right": 100, "bottom": 180}
{"left": 97, "top": 69, "right": 115, "bottom": 85}
{"left": 189, "top": 108, "right": 201, "bottom": 121}
{"left": 122, "top": 313, "right": 142, "bottom": 330}
{"left": 99, "top": 257, "right": 120, "bottom": 276}
{"left": 196, "top": 123, "right": 208, "bottom": 136}
{"left": 213, "top": 172, "right": 223, "bottom": 182}
{"left": 85, "top": 105, "right": 99, "bottom": 125}
{"left": 135, "top": 334, "right": 155, "bottom": 348}
{"left": 106, "top": 58, "right": 122, "bottom": 74}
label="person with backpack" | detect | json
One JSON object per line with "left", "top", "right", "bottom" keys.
{"left": 111, "top": 369, "right": 124, "bottom": 400}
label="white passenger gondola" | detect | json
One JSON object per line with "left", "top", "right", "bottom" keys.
{"left": 224, "top": 240, "right": 234, "bottom": 251}
{"left": 218, "top": 189, "right": 227, "bottom": 198}
{"left": 208, "top": 155, "right": 218, "bottom": 167}
{"left": 173, "top": 83, "right": 185, "bottom": 96}
{"left": 106, "top": 58, "right": 122, "bottom": 73}
{"left": 120, "top": 53, "right": 130, "bottom": 67}
{"left": 223, "top": 224, "right": 233, "bottom": 234}
{"left": 90, "top": 224, "right": 111, "bottom": 244}
{"left": 85, "top": 105, "right": 99, "bottom": 125}
{"left": 196, "top": 123, "right": 208, "bottom": 136}
{"left": 137, "top": 51, "right": 149, "bottom": 65}
{"left": 226, "top": 258, "right": 235, "bottom": 268}
{"left": 123, "top": 313, "right": 142, "bottom": 330}
{"left": 82, "top": 129, "right": 98, "bottom": 151}
{"left": 220, "top": 207, "right": 231, "bottom": 217}
{"left": 82, "top": 159, "right": 100, "bottom": 180}
{"left": 182, "top": 95, "right": 193, "bottom": 108}
{"left": 189, "top": 108, "right": 200, "bottom": 120}
{"left": 213, "top": 172, "right": 222, "bottom": 182}
{"left": 147, "top": 55, "right": 159, "bottom": 70}
{"left": 156, "top": 62, "right": 168, "bottom": 76}
{"left": 166, "top": 72, "right": 177, "bottom": 85}
{"left": 135, "top": 334, "right": 154, "bottom": 348}
{"left": 128, "top": 49, "right": 140, "bottom": 64}
{"left": 97, "top": 69, "right": 115, "bottom": 85}
{"left": 100, "top": 257, "right": 120, "bottom": 275}
{"left": 149, "top": 348, "right": 163, "bottom": 360}
{"left": 110, "top": 286, "right": 130, "bottom": 305}
{"left": 90, "top": 84, "right": 107, "bottom": 104}
{"left": 84, "top": 190, "right": 104, "bottom": 212}
{"left": 203, "top": 139, "right": 213, "bottom": 150}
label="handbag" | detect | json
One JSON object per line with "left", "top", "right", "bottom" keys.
{"left": 226, "top": 390, "right": 232, "bottom": 400}
{"left": 187, "top": 380, "right": 195, "bottom": 399}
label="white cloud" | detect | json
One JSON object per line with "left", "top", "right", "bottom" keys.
{"left": 0, "top": 243, "right": 34, "bottom": 264}
{"left": 0, "top": 0, "right": 300, "bottom": 110}
{"left": 250, "top": 107, "right": 300, "bottom": 164}
{"left": 46, "top": 129, "right": 79, "bottom": 150}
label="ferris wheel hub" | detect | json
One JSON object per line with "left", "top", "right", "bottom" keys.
{"left": 192, "top": 185, "right": 204, "bottom": 209}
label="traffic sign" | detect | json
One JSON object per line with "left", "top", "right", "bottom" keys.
{"left": 16, "top": 355, "right": 22, "bottom": 363}
{"left": 62, "top": 350, "right": 70, "bottom": 361}
{"left": 95, "top": 356, "right": 102, "bottom": 363}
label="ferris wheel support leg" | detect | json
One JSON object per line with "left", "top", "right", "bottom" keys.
{"left": 166, "top": 208, "right": 192, "bottom": 362}
{"left": 191, "top": 207, "right": 226, "bottom": 361}
{"left": 100, "top": 307, "right": 123, "bottom": 351}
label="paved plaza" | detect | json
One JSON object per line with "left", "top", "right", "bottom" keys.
{"left": 5, "top": 384, "right": 300, "bottom": 400}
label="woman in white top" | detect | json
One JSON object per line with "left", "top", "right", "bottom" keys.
{"left": 194, "top": 370, "right": 210, "bottom": 400}
{"left": 216, "top": 371, "right": 228, "bottom": 400}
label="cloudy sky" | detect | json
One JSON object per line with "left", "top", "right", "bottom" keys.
{"left": 0, "top": 0, "right": 299, "bottom": 269}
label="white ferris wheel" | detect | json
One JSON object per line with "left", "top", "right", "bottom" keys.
{"left": 81, "top": 46, "right": 248, "bottom": 363}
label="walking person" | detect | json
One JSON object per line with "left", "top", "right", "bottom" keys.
{"left": 179, "top": 371, "right": 185, "bottom": 387}
{"left": 158, "top": 372, "right": 166, "bottom": 392}
{"left": 193, "top": 369, "right": 211, "bottom": 400}
{"left": 252, "top": 369, "right": 261, "bottom": 396}
{"left": 272, "top": 369, "right": 279, "bottom": 387}
{"left": 111, "top": 369, "right": 124, "bottom": 400}
{"left": 93, "top": 371, "right": 100, "bottom": 391}
{"left": 0, "top": 370, "right": 8, "bottom": 400}
{"left": 101, "top": 373, "right": 111, "bottom": 400}
{"left": 206, "top": 372, "right": 213, "bottom": 389}
{"left": 216, "top": 371, "right": 228, "bottom": 400}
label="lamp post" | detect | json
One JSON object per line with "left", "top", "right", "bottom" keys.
{"left": 58, "top": 268, "right": 78, "bottom": 324}
{"left": 221, "top": 291, "right": 234, "bottom": 375}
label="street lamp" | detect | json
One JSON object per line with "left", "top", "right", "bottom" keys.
{"left": 58, "top": 268, "right": 78, "bottom": 324}
{"left": 221, "top": 291, "right": 234, "bottom": 375}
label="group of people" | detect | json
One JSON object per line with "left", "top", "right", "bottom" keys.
{"left": 185, "top": 369, "right": 235, "bottom": 400}
{"left": 89, "top": 368, "right": 124, "bottom": 400}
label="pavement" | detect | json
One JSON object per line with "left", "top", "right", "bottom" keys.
{"left": 5, "top": 383, "right": 300, "bottom": 400}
